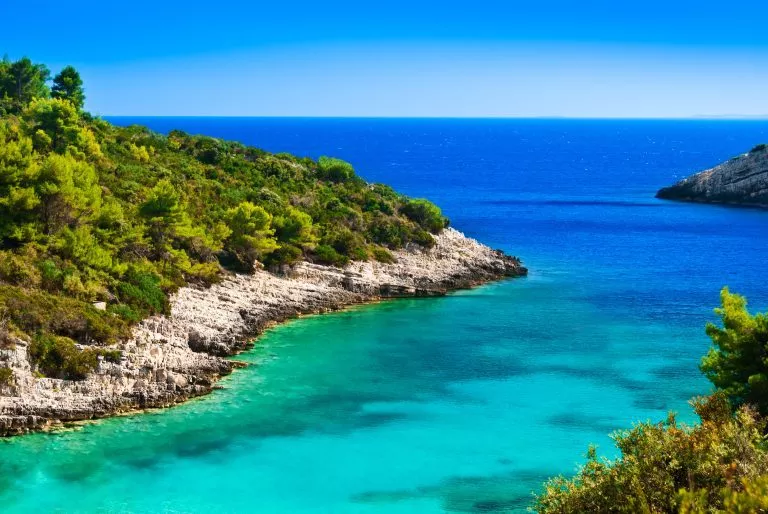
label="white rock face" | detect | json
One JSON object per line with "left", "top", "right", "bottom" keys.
{"left": 0, "top": 228, "right": 525, "bottom": 435}
{"left": 657, "top": 145, "right": 768, "bottom": 206}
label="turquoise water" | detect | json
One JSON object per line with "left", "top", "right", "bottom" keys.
{"left": 3, "top": 119, "right": 768, "bottom": 512}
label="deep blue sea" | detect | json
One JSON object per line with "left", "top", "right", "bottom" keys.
{"left": 1, "top": 118, "right": 767, "bottom": 513}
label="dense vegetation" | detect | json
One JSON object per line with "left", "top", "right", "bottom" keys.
{"left": 535, "top": 288, "right": 768, "bottom": 513}
{"left": 0, "top": 56, "right": 448, "bottom": 380}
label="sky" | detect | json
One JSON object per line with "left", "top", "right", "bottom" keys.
{"left": 4, "top": 0, "right": 768, "bottom": 117}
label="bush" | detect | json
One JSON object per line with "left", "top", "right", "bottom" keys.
{"left": 411, "top": 228, "right": 436, "bottom": 248}
{"left": 367, "top": 215, "right": 408, "bottom": 248}
{"left": 322, "top": 227, "right": 367, "bottom": 259}
{"left": 313, "top": 245, "right": 349, "bottom": 267}
{"left": 317, "top": 156, "right": 357, "bottom": 183}
{"left": 0, "top": 366, "right": 14, "bottom": 386}
{"left": 117, "top": 268, "right": 168, "bottom": 316}
{"left": 749, "top": 143, "right": 767, "bottom": 154}
{"left": 108, "top": 304, "right": 142, "bottom": 323}
{"left": 0, "top": 285, "right": 128, "bottom": 344}
{"left": 265, "top": 244, "right": 303, "bottom": 266}
{"left": 399, "top": 199, "right": 448, "bottom": 233}
{"left": 535, "top": 393, "right": 768, "bottom": 513}
{"left": 28, "top": 334, "right": 99, "bottom": 380}
{"left": 38, "top": 259, "right": 63, "bottom": 291}
{"left": 0, "top": 249, "right": 42, "bottom": 287}
{"left": 98, "top": 348, "right": 122, "bottom": 364}
{"left": 371, "top": 246, "right": 396, "bottom": 264}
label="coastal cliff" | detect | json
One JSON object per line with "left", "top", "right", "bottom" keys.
{"left": 656, "top": 144, "right": 768, "bottom": 207}
{"left": 0, "top": 228, "right": 525, "bottom": 435}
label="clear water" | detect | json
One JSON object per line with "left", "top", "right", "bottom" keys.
{"left": 2, "top": 119, "right": 767, "bottom": 513}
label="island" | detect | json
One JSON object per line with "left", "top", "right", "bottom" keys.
{"left": 0, "top": 58, "right": 526, "bottom": 435}
{"left": 656, "top": 143, "right": 768, "bottom": 207}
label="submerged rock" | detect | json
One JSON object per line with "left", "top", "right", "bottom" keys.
{"left": 656, "top": 144, "right": 768, "bottom": 207}
{"left": 0, "top": 228, "right": 526, "bottom": 436}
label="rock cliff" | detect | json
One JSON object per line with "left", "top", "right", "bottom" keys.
{"left": 656, "top": 144, "right": 768, "bottom": 207}
{"left": 0, "top": 228, "right": 526, "bottom": 436}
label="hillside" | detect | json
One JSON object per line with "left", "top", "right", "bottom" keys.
{"left": 0, "top": 57, "right": 526, "bottom": 434}
{"left": 0, "top": 58, "right": 459, "bottom": 379}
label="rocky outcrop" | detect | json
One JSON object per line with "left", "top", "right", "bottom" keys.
{"left": 0, "top": 228, "right": 526, "bottom": 436}
{"left": 656, "top": 144, "right": 768, "bottom": 207}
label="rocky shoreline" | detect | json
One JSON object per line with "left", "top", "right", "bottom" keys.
{"left": 0, "top": 228, "right": 526, "bottom": 436}
{"left": 656, "top": 144, "right": 768, "bottom": 207}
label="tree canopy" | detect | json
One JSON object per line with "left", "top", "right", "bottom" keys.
{"left": 0, "top": 57, "right": 51, "bottom": 114}
{"left": 701, "top": 288, "right": 768, "bottom": 416}
{"left": 51, "top": 65, "right": 85, "bottom": 110}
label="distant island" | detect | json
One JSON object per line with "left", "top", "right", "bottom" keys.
{"left": 656, "top": 144, "right": 768, "bottom": 207}
{"left": 0, "top": 57, "right": 526, "bottom": 435}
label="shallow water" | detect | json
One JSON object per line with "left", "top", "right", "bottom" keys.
{"left": 2, "top": 118, "right": 768, "bottom": 512}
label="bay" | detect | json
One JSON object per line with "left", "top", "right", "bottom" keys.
{"left": 2, "top": 118, "right": 767, "bottom": 513}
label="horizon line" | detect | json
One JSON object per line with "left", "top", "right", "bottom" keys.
{"left": 101, "top": 114, "right": 768, "bottom": 121}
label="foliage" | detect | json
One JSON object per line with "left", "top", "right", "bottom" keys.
{"left": 224, "top": 201, "right": 277, "bottom": 270}
{"left": 51, "top": 66, "right": 85, "bottom": 110}
{"left": 371, "top": 246, "right": 396, "bottom": 263}
{"left": 116, "top": 268, "right": 168, "bottom": 316}
{"left": 399, "top": 198, "right": 448, "bottom": 233}
{"left": 0, "top": 57, "right": 50, "bottom": 114}
{"left": 679, "top": 475, "right": 768, "bottom": 513}
{"left": 749, "top": 143, "right": 767, "bottom": 154}
{"left": 0, "top": 366, "right": 13, "bottom": 386}
{"left": 28, "top": 334, "right": 99, "bottom": 380}
{"left": 313, "top": 244, "right": 350, "bottom": 266}
{"left": 0, "top": 56, "right": 450, "bottom": 380}
{"left": 98, "top": 348, "right": 122, "bottom": 364}
{"left": 317, "top": 156, "right": 358, "bottom": 183}
{"left": 535, "top": 394, "right": 768, "bottom": 513}
{"left": 701, "top": 288, "right": 768, "bottom": 416}
{"left": 0, "top": 285, "right": 129, "bottom": 344}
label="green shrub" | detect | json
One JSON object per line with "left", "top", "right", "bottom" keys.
{"left": 317, "top": 156, "right": 357, "bottom": 183}
{"left": 749, "top": 143, "right": 767, "bottom": 153}
{"left": 108, "top": 304, "right": 142, "bottom": 323}
{"left": 0, "top": 366, "right": 14, "bottom": 386}
{"left": 313, "top": 245, "right": 349, "bottom": 267}
{"left": 28, "top": 334, "right": 99, "bottom": 380}
{"left": 0, "top": 249, "right": 42, "bottom": 287}
{"left": 265, "top": 244, "right": 303, "bottom": 266}
{"left": 117, "top": 269, "right": 167, "bottom": 315}
{"left": 322, "top": 227, "right": 367, "bottom": 259}
{"left": 0, "top": 285, "right": 128, "bottom": 344}
{"left": 97, "top": 348, "right": 122, "bottom": 364}
{"left": 411, "top": 228, "right": 436, "bottom": 248}
{"left": 38, "top": 259, "right": 63, "bottom": 291}
{"left": 399, "top": 199, "right": 448, "bottom": 233}
{"left": 367, "top": 215, "right": 408, "bottom": 248}
{"left": 535, "top": 394, "right": 768, "bottom": 513}
{"left": 371, "top": 246, "right": 396, "bottom": 264}
{"left": 350, "top": 247, "right": 368, "bottom": 261}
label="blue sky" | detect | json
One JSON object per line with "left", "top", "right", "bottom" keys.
{"left": 5, "top": 1, "right": 768, "bottom": 117}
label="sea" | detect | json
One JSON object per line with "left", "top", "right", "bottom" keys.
{"left": 1, "top": 118, "right": 767, "bottom": 513}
